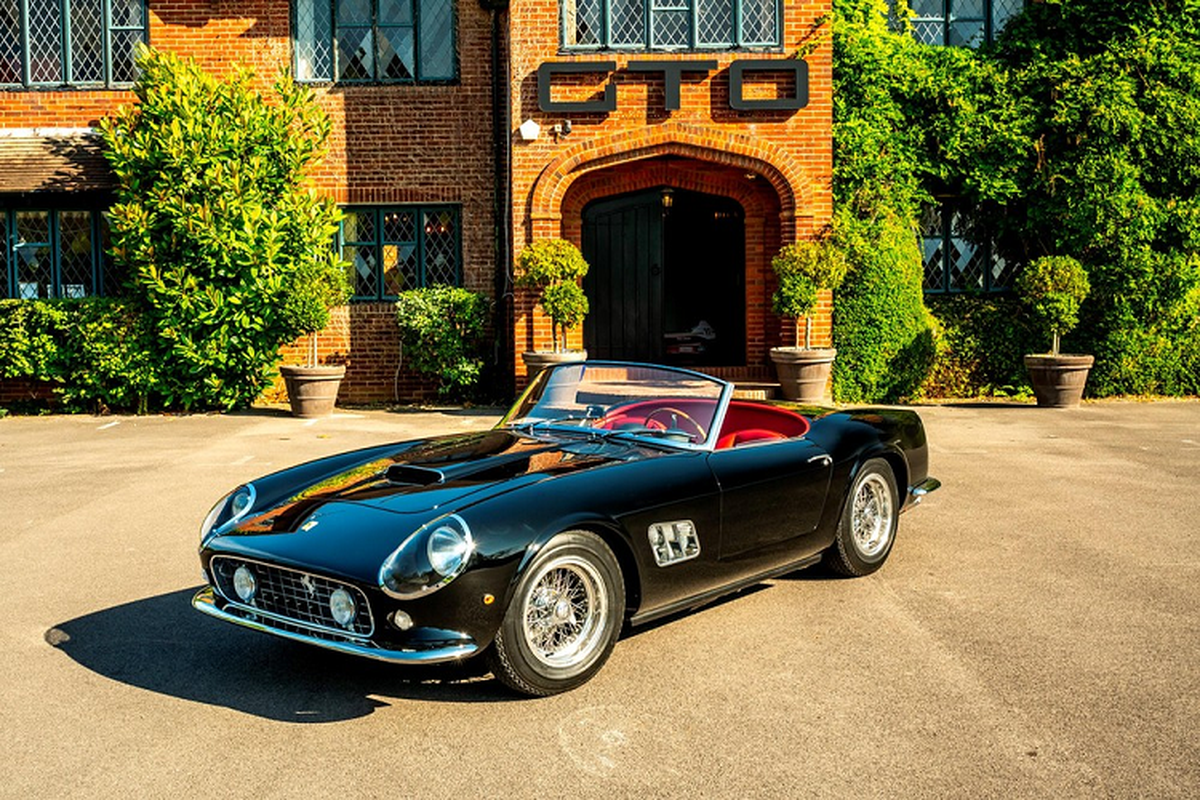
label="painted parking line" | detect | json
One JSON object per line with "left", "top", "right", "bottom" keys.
{"left": 97, "top": 421, "right": 120, "bottom": 431}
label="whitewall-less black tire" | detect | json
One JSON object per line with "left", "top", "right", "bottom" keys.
{"left": 486, "top": 531, "right": 625, "bottom": 696}
{"left": 825, "top": 458, "right": 900, "bottom": 577}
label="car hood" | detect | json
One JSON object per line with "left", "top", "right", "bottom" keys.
{"left": 229, "top": 429, "right": 639, "bottom": 536}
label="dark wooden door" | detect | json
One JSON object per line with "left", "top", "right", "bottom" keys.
{"left": 582, "top": 190, "right": 664, "bottom": 361}
{"left": 582, "top": 187, "right": 745, "bottom": 365}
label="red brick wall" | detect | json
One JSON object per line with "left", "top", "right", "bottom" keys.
{"left": 508, "top": 0, "right": 834, "bottom": 386}
{"left": 1, "top": 1, "right": 499, "bottom": 405}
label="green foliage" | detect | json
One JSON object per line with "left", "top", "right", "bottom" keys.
{"left": 100, "top": 46, "right": 348, "bottom": 411}
{"left": 772, "top": 237, "right": 848, "bottom": 348}
{"left": 395, "top": 286, "right": 492, "bottom": 399}
{"left": 831, "top": 212, "right": 936, "bottom": 402}
{"left": 0, "top": 299, "right": 159, "bottom": 413}
{"left": 1015, "top": 256, "right": 1090, "bottom": 354}
{"left": 516, "top": 238, "right": 590, "bottom": 351}
{"left": 921, "top": 295, "right": 1039, "bottom": 398}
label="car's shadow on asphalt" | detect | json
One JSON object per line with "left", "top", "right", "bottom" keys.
{"left": 47, "top": 588, "right": 519, "bottom": 723}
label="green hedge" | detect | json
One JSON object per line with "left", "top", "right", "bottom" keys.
{"left": 0, "top": 299, "right": 158, "bottom": 413}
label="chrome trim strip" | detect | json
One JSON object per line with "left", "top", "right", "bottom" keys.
{"left": 209, "top": 555, "right": 376, "bottom": 638}
{"left": 910, "top": 477, "right": 941, "bottom": 497}
{"left": 193, "top": 588, "right": 478, "bottom": 665}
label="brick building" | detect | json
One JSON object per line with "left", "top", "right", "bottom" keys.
{"left": 0, "top": 0, "right": 837, "bottom": 403}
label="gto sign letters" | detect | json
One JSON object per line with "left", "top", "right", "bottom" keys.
{"left": 537, "top": 59, "right": 809, "bottom": 114}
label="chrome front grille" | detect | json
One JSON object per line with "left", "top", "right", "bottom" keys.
{"left": 210, "top": 556, "right": 374, "bottom": 638}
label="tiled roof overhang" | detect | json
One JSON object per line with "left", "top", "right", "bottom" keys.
{"left": 0, "top": 129, "right": 114, "bottom": 193}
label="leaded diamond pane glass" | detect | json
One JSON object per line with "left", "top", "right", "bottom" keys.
{"left": 0, "top": 2, "right": 19, "bottom": 85}
{"left": 338, "top": 0, "right": 372, "bottom": 26}
{"left": 423, "top": 210, "right": 457, "bottom": 286}
{"left": 382, "top": 210, "right": 415, "bottom": 244}
{"left": 565, "top": 0, "right": 603, "bottom": 46}
{"left": 58, "top": 211, "right": 94, "bottom": 297}
{"left": 920, "top": 205, "right": 945, "bottom": 291}
{"left": 382, "top": 243, "right": 417, "bottom": 295}
{"left": 338, "top": 27, "right": 375, "bottom": 81}
{"left": 992, "top": 0, "right": 1022, "bottom": 35}
{"left": 418, "top": 0, "right": 454, "bottom": 79}
{"left": 651, "top": 3, "right": 689, "bottom": 48}
{"left": 113, "top": 0, "right": 143, "bottom": 26}
{"left": 342, "top": 210, "right": 376, "bottom": 244}
{"left": 610, "top": 0, "right": 645, "bottom": 47}
{"left": 949, "top": 211, "right": 984, "bottom": 290}
{"left": 953, "top": 0, "right": 984, "bottom": 17}
{"left": 378, "top": 25, "right": 414, "bottom": 80}
{"left": 911, "top": 0, "right": 943, "bottom": 15}
{"left": 28, "top": 0, "right": 64, "bottom": 84}
{"left": 379, "top": 0, "right": 412, "bottom": 25}
{"left": 991, "top": 252, "right": 1015, "bottom": 289}
{"left": 697, "top": 0, "right": 731, "bottom": 46}
{"left": 949, "top": 19, "right": 984, "bottom": 47}
{"left": 110, "top": 28, "right": 143, "bottom": 83}
{"left": 740, "top": 0, "right": 778, "bottom": 45}
{"left": 69, "top": 0, "right": 105, "bottom": 83}
{"left": 345, "top": 244, "right": 378, "bottom": 297}
{"left": 912, "top": 20, "right": 943, "bottom": 45}
{"left": 16, "top": 212, "right": 52, "bottom": 299}
{"left": 296, "top": 0, "right": 334, "bottom": 81}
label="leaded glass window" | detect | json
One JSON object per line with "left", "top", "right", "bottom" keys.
{"left": 905, "top": 0, "right": 1023, "bottom": 48}
{"left": 921, "top": 201, "right": 1013, "bottom": 293}
{"left": 0, "top": 0, "right": 147, "bottom": 88}
{"left": 294, "top": 0, "right": 457, "bottom": 83}
{"left": 562, "top": 0, "right": 781, "bottom": 50}
{"left": 3, "top": 208, "right": 113, "bottom": 299}
{"left": 339, "top": 206, "right": 460, "bottom": 300}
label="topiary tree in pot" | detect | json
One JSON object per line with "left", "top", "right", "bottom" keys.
{"left": 1016, "top": 255, "right": 1092, "bottom": 407}
{"left": 769, "top": 236, "right": 848, "bottom": 402}
{"left": 516, "top": 238, "right": 590, "bottom": 375}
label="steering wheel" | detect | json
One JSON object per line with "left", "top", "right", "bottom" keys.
{"left": 644, "top": 407, "right": 707, "bottom": 442}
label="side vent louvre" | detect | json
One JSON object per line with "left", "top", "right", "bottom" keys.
{"left": 385, "top": 465, "right": 447, "bottom": 486}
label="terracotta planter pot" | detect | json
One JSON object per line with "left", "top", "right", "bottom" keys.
{"left": 522, "top": 350, "right": 587, "bottom": 378}
{"left": 1024, "top": 354, "right": 1094, "bottom": 408}
{"left": 279, "top": 364, "right": 346, "bottom": 418}
{"left": 769, "top": 347, "right": 836, "bottom": 403}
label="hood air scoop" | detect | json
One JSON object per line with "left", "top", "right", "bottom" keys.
{"left": 385, "top": 464, "right": 447, "bottom": 486}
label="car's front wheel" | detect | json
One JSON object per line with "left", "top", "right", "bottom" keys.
{"left": 824, "top": 458, "right": 899, "bottom": 577}
{"left": 486, "top": 530, "right": 625, "bottom": 696}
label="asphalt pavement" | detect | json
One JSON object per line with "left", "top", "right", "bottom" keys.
{"left": 1, "top": 399, "right": 1197, "bottom": 798}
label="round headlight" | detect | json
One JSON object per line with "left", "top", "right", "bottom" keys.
{"left": 233, "top": 565, "right": 257, "bottom": 602}
{"left": 329, "top": 588, "right": 356, "bottom": 627}
{"left": 230, "top": 488, "right": 254, "bottom": 518}
{"left": 427, "top": 526, "right": 470, "bottom": 576}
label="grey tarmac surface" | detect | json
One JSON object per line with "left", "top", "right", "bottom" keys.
{"left": 1, "top": 400, "right": 1198, "bottom": 798}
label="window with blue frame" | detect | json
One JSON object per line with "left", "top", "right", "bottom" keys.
{"left": 921, "top": 201, "right": 1013, "bottom": 293}
{"left": 1, "top": 208, "right": 116, "bottom": 299}
{"left": 903, "top": 0, "right": 1024, "bottom": 48}
{"left": 340, "top": 206, "right": 461, "bottom": 300}
{"left": 0, "top": 0, "right": 147, "bottom": 88}
{"left": 293, "top": 0, "right": 456, "bottom": 83}
{"left": 561, "top": 0, "right": 781, "bottom": 50}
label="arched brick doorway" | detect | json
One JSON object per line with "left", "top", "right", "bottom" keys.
{"left": 559, "top": 156, "right": 785, "bottom": 376}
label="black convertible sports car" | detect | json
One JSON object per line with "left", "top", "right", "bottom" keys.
{"left": 194, "top": 362, "right": 939, "bottom": 695}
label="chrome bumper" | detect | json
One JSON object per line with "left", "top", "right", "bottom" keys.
{"left": 905, "top": 477, "right": 941, "bottom": 509}
{"left": 192, "top": 587, "right": 478, "bottom": 665}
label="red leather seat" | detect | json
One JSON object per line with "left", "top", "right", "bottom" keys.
{"left": 716, "top": 428, "right": 787, "bottom": 449}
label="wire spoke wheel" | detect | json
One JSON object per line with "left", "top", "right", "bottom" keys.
{"left": 851, "top": 473, "right": 894, "bottom": 559}
{"left": 522, "top": 556, "right": 607, "bottom": 669}
{"left": 825, "top": 458, "right": 899, "bottom": 577}
{"left": 487, "top": 531, "right": 624, "bottom": 696}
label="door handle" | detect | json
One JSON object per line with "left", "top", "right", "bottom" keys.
{"left": 807, "top": 454, "right": 832, "bottom": 466}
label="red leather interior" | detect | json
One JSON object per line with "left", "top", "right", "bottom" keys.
{"left": 596, "top": 398, "right": 810, "bottom": 449}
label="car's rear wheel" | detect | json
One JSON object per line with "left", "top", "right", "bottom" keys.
{"left": 486, "top": 530, "right": 625, "bottom": 696}
{"left": 825, "top": 458, "right": 899, "bottom": 577}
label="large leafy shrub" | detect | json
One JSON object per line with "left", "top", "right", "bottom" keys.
{"left": 100, "top": 47, "right": 348, "bottom": 410}
{"left": 395, "top": 286, "right": 492, "bottom": 399}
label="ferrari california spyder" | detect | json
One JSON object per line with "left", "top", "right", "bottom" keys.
{"left": 193, "top": 362, "right": 939, "bottom": 695}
